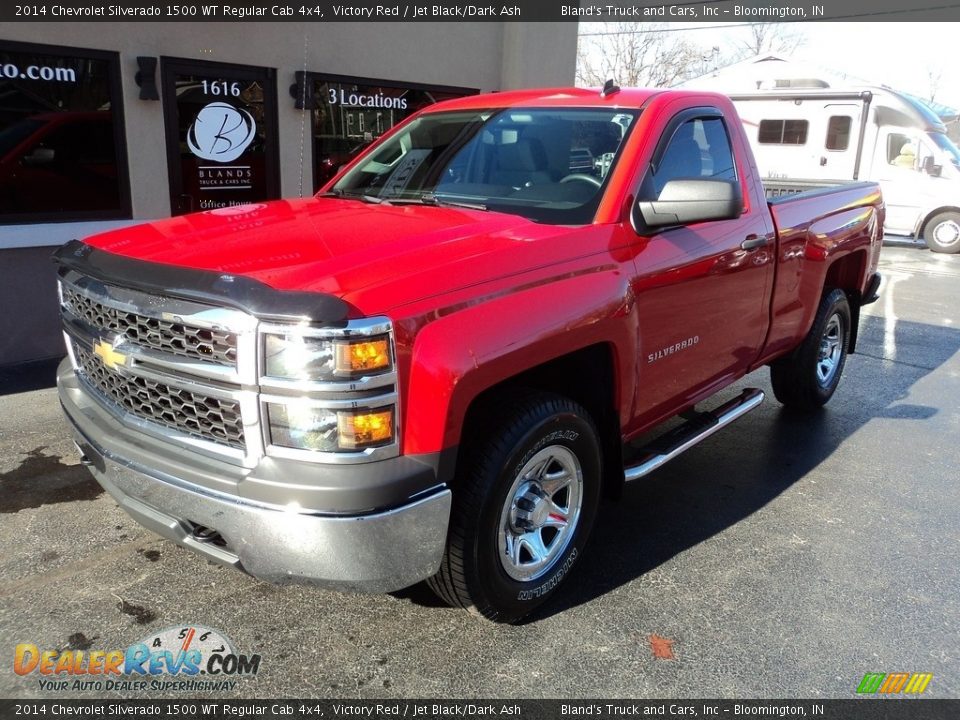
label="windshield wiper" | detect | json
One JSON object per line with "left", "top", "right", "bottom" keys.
{"left": 388, "top": 193, "right": 487, "bottom": 211}
{"left": 319, "top": 189, "right": 390, "bottom": 205}
{"left": 324, "top": 189, "right": 485, "bottom": 210}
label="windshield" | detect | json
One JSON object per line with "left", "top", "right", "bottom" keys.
{"left": 330, "top": 108, "right": 638, "bottom": 224}
{"left": 928, "top": 132, "right": 960, "bottom": 170}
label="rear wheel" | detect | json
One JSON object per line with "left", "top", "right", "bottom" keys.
{"left": 427, "top": 392, "right": 602, "bottom": 623}
{"left": 923, "top": 211, "right": 960, "bottom": 253}
{"left": 770, "top": 288, "right": 851, "bottom": 410}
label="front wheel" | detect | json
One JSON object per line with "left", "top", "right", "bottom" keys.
{"left": 427, "top": 392, "right": 602, "bottom": 623}
{"left": 770, "top": 288, "right": 851, "bottom": 411}
{"left": 923, "top": 211, "right": 960, "bottom": 253}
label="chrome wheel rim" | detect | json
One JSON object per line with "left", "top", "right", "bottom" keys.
{"left": 816, "top": 313, "right": 844, "bottom": 387}
{"left": 498, "top": 445, "right": 583, "bottom": 582}
{"left": 932, "top": 220, "right": 960, "bottom": 248}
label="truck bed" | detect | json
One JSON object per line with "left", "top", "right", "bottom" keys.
{"left": 765, "top": 180, "right": 882, "bottom": 228}
{"left": 762, "top": 178, "right": 864, "bottom": 203}
{"left": 758, "top": 179, "right": 884, "bottom": 363}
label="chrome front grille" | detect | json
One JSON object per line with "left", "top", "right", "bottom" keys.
{"left": 59, "top": 268, "right": 399, "bottom": 468}
{"left": 62, "top": 284, "right": 238, "bottom": 367}
{"left": 59, "top": 270, "right": 260, "bottom": 465}
{"left": 72, "top": 342, "right": 245, "bottom": 450}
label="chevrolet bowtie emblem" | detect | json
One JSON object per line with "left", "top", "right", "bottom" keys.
{"left": 92, "top": 340, "right": 126, "bottom": 371}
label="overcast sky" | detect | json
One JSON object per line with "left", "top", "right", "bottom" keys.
{"left": 610, "top": 22, "right": 960, "bottom": 109}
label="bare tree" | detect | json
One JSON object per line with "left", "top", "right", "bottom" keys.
{"left": 927, "top": 65, "right": 944, "bottom": 104}
{"left": 577, "top": 23, "right": 715, "bottom": 88}
{"left": 738, "top": 22, "right": 806, "bottom": 56}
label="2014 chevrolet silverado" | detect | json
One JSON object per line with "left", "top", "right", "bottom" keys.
{"left": 56, "top": 86, "right": 883, "bottom": 622}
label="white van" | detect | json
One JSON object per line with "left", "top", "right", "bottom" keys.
{"left": 730, "top": 88, "right": 960, "bottom": 253}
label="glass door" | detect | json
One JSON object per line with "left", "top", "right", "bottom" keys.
{"left": 161, "top": 58, "right": 279, "bottom": 216}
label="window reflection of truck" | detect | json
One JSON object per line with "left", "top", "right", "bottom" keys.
{"left": 314, "top": 135, "right": 370, "bottom": 186}
{"left": 731, "top": 89, "right": 960, "bottom": 253}
{"left": 0, "top": 111, "right": 120, "bottom": 215}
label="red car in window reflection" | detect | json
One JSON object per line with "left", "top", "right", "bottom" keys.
{"left": 314, "top": 136, "right": 370, "bottom": 186}
{"left": 0, "top": 111, "right": 121, "bottom": 216}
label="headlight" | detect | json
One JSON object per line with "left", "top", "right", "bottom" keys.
{"left": 264, "top": 333, "right": 391, "bottom": 380}
{"left": 261, "top": 318, "right": 398, "bottom": 459}
{"left": 267, "top": 403, "right": 394, "bottom": 453}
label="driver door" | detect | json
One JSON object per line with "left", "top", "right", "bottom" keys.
{"left": 626, "top": 107, "right": 776, "bottom": 431}
{"left": 875, "top": 128, "right": 930, "bottom": 235}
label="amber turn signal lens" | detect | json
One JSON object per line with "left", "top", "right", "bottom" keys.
{"left": 334, "top": 338, "right": 390, "bottom": 374}
{"left": 337, "top": 408, "right": 394, "bottom": 449}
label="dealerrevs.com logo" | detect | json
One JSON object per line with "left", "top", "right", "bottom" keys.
{"left": 14, "top": 625, "right": 260, "bottom": 693}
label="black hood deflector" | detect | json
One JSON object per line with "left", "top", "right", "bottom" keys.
{"left": 53, "top": 240, "right": 351, "bottom": 326}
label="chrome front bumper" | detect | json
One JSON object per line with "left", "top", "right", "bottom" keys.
{"left": 59, "top": 361, "right": 451, "bottom": 593}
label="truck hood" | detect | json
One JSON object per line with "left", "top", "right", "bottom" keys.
{"left": 82, "top": 197, "right": 587, "bottom": 315}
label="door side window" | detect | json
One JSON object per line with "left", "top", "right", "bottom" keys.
{"left": 888, "top": 132, "right": 918, "bottom": 170}
{"left": 650, "top": 117, "right": 737, "bottom": 197}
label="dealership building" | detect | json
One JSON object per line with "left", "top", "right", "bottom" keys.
{"left": 0, "top": 22, "right": 577, "bottom": 367}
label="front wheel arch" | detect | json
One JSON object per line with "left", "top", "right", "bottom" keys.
{"left": 451, "top": 343, "right": 623, "bottom": 499}
{"left": 427, "top": 390, "right": 603, "bottom": 623}
{"left": 922, "top": 209, "right": 960, "bottom": 253}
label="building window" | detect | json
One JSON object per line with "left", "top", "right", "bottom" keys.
{"left": 758, "top": 119, "right": 809, "bottom": 145}
{"left": 0, "top": 41, "right": 129, "bottom": 224}
{"left": 308, "top": 73, "right": 477, "bottom": 190}
{"left": 825, "top": 116, "right": 852, "bottom": 151}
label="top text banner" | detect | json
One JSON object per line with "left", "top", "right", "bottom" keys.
{"left": 5, "top": 0, "right": 960, "bottom": 22}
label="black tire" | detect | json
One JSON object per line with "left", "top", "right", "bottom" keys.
{"left": 427, "top": 392, "right": 602, "bottom": 623}
{"left": 923, "top": 211, "right": 960, "bottom": 254}
{"left": 770, "top": 288, "right": 851, "bottom": 411}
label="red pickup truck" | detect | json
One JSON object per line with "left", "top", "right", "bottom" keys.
{"left": 56, "top": 86, "right": 883, "bottom": 623}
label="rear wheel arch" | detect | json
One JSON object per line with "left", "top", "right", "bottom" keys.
{"left": 770, "top": 288, "right": 852, "bottom": 410}
{"left": 823, "top": 250, "right": 866, "bottom": 353}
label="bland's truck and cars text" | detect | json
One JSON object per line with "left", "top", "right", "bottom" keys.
{"left": 55, "top": 86, "right": 883, "bottom": 623}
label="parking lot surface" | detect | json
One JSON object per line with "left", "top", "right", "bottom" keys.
{"left": 0, "top": 245, "right": 957, "bottom": 699}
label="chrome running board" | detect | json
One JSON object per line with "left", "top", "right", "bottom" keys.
{"left": 624, "top": 388, "right": 765, "bottom": 482}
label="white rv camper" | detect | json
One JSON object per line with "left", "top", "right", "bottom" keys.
{"left": 732, "top": 88, "right": 960, "bottom": 253}
{"left": 682, "top": 57, "right": 960, "bottom": 253}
